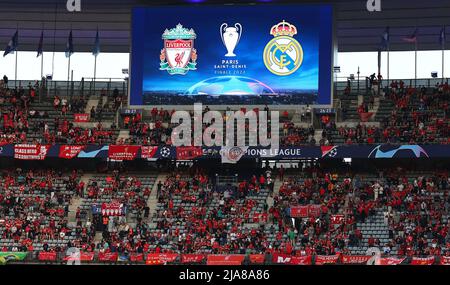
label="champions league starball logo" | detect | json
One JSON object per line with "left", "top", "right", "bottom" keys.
{"left": 263, "top": 20, "right": 304, "bottom": 76}
{"left": 160, "top": 147, "right": 171, "bottom": 158}
{"left": 160, "top": 24, "right": 198, "bottom": 75}
{"left": 368, "top": 145, "right": 429, "bottom": 158}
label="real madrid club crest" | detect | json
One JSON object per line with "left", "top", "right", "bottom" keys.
{"left": 263, "top": 20, "right": 303, "bottom": 76}
{"left": 160, "top": 24, "right": 197, "bottom": 75}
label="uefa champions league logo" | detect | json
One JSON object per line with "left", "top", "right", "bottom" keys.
{"left": 160, "top": 147, "right": 171, "bottom": 158}
{"left": 220, "top": 23, "right": 242, "bottom": 57}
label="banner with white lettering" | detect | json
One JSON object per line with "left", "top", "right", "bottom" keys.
{"left": 272, "top": 254, "right": 312, "bottom": 265}
{"left": 411, "top": 256, "right": 435, "bottom": 265}
{"left": 378, "top": 257, "right": 406, "bottom": 265}
{"left": 314, "top": 255, "right": 340, "bottom": 265}
{"left": 14, "top": 144, "right": 50, "bottom": 160}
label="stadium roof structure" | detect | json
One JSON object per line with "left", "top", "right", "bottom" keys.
{"left": 0, "top": 0, "right": 449, "bottom": 53}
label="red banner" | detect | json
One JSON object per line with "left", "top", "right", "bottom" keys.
{"left": 181, "top": 254, "right": 205, "bottom": 264}
{"left": 249, "top": 254, "right": 265, "bottom": 264}
{"left": 130, "top": 253, "right": 144, "bottom": 262}
{"left": 146, "top": 253, "right": 178, "bottom": 265}
{"left": 98, "top": 252, "right": 118, "bottom": 262}
{"left": 176, "top": 146, "right": 203, "bottom": 160}
{"left": 440, "top": 256, "right": 450, "bottom": 265}
{"left": 74, "top": 113, "right": 90, "bottom": 123}
{"left": 290, "top": 205, "right": 321, "bottom": 218}
{"left": 321, "top": 146, "right": 336, "bottom": 157}
{"left": 108, "top": 145, "right": 140, "bottom": 161}
{"left": 315, "top": 255, "right": 340, "bottom": 265}
{"left": 411, "top": 256, "right": 435, "bottom": 265}
{"left": 141, "top": 146, "right": 159, "bottom": 159}
{"left": 330, "top": 214, "right": 345, "bottom": 225}
{"left": 290, "top": 255, "right": 312, "bottom": 265}
{"left": 59, "top": 145, "right": 85, "bottom": 159}
{"left": 308, "top": 205, "right": 322, "bottom": 218}
{"left": 63, "top": 252, "right": 95, "bottom": 262}
{"left": 272, "top": 254, "right": 312, "bottom": 265}
{"left": 341, "top": 255, "right": 371, "bottom": 264}
{"left": 38, "top": 251, "right": 57, "bottom": 261}
{"left": 290, "top": 206, "right": 309, "bottom": 218}
{"left": 101, "top": 202, "right": 125, "bottom": 216}
{"left": 378, "top": 257, "right": 405, "bottom": 265}
{"left": 207, "top": 255, "right": 245, "bottom": 265}
{"left": 79, "top": 252, "right": 95, "bottom": 262}
{"left": 14, "top": 144, "right": 50, "bottom": 160}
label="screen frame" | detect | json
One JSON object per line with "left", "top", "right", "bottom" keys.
{"left": 128, "top": 2, "right": 336, "bottom": 111}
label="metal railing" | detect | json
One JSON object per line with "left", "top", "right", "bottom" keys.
{"left": 7, "top": 78, "right": 128, "bottom": 99}
{"left": 5, "top": 77, "right": 448, "bottom": 101}
{"left": 334, "top": 76, "right": 449, "bottom": 96}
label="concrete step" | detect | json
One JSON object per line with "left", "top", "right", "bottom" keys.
{"left": 67, "top": 197, "right": 83, "bottom": 223}
{"left": 148, "top": 173, "right": 168, "bottom": 222}
{"left": 94, "top": 232, "right": 103, "bottom": 244}
{"left": 116, "top": 130, "right": 131, "bottom": 144}
{"left": 314, "top": 129, "right": 324, "bottom": 143}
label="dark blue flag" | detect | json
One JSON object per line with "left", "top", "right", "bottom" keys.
{"left": 440, "top": 26, "right": 446, "bottom": 47}
{"left": 92, "top": 29, "right": 100, "bottom": 57}
{"left": 380, "top": 27, "right": 390, "bottom": 50}
{"left": 3, "top": 30, "right": 18, "bottom": 57}
{"left": 37, "top": 30, "right": 44, "bottom": 57}
{"left": 65, "top": 30, "right": 74, "bottom": 58}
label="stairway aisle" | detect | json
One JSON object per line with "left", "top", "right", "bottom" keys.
{"left": 146, "top": 173, "right": 168, "bottom": 226}
{"left": 349, "top": 210, "right": 393, "bottom": 255}
{"left": 67, "top": 174, "right": 93, "bottom": 225}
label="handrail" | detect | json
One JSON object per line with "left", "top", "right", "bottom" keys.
{"left": 5, "top": 79, "right": 128, "bottom": 99}
{"left": 4, "top": 77, "right": 448, "bottom": 99}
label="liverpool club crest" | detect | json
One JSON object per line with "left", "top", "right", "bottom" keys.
{"left": 160, "top": 24, "right": 197, "bottom": 75}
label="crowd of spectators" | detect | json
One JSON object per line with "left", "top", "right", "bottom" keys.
{"left": 380, "top": 85, "right": 449, "bottom": 144}
{"left": 270, "top": 167, "right": 450, "bottom": 257}
{"left": 0, "top": 165, "right": 447, "bottom": 261}
{"left": 0, "top": 168, "right": 96, "bottom": 253}
{"left": 0, "top": 78, "right": 121, "bottom": 144}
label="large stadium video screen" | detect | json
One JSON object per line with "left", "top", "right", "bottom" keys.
{"left": 130, "top": 4, "right": 333, "bottom": 106}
